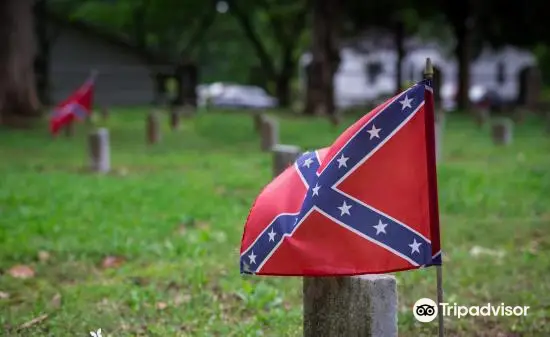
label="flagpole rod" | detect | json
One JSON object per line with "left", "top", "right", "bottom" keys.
{"left": 423, "top": 57, "right": 444, "bottom": 337}
{"left": 436, "top": 265, "right": 444, "bottom": 336}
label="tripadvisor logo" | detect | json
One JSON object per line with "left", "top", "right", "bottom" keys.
{"left": 413, "top": 298, "right": 438, "bottom": 322}
{"left": 413, "top": 298, "right": 530, "bottom": 322}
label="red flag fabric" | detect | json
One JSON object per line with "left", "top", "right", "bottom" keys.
{"left": 49, "top": 77, "right": 95, "bottom": 135}
{"left": 239, "top": 79, "right": 441, "bottom": 276}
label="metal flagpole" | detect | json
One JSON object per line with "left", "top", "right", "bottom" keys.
{"left": 436, "top": 265, "right": 444, "bottom": 337}
{"left": 423, "top": 58, "right": 444, "bottom": 337}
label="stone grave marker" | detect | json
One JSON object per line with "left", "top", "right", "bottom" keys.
{"left": 147, "top": 110, "right": 161, "bottom": 144}
{"left": 260, "top": 116, "right": 279, "bottom": 152}
{"left": 88, "top": 128, "right": 110, "bottom": 173}
{"left": 270, "top": 147, "right": 399, "bottom": 337}
{"left": 272, "top": 144, "right": 301, "bottom": 177}
{"left": 252, "top": 110, "right": 265, "bottom": 133}
{"left": 303, "top": 275, "right": 398, "bottom": 337}
{"left": 491, "top": 117, "right": 514, "bottom": 145}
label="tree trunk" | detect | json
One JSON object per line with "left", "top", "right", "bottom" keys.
{"left": 0, "top": 0, "right": 41, "bottom": 127}
{"left": 304, "top": 0, "right": 340, "bottom": 116}
{"left": 34, "top": 0, "right": 50, "bottom": 105}
{"left": 133, "top": 2, "right": 148, "bottom": 48}
{"left": 454, "top": 17, "right": 473, "bottom": 111}
{"left": 175, "top": 63, "right": 198, "bottom": 107}
{"left": 275, "top": 46, "right": 294, "bottom": 107}
{"left": 275, "top": 77, "right": 291, "bottom": 108}
{"left": 394, "top": 20, "right": 405, "bottom": 94}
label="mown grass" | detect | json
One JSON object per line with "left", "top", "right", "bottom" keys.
{"left": 0, "top": 108, "right": 549, "bottom": 337}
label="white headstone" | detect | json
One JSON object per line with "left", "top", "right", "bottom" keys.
{"left": 491, "top": 117, "right": 514, "bottom": 145}
{"left": 88, "top": 128, "right": 110, "bottom": 173}
{"left": 272, "top": 144, "right": 301, "bottom": 177}
{"left": 260, "top": 116, "right": 279, "bottom": 152}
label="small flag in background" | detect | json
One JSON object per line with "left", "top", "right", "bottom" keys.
{"left": 240, "top": 79, "right": 441, "bottom": 276}
{"left": 49, "top": 75, "right": 96, "bottom": 135}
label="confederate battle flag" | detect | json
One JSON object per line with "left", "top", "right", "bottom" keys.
{"left": 239, "top": 79, "right": 441, "bottom": 276}
{"left": 49, "top": 74, "right": 96, "bottom": 135}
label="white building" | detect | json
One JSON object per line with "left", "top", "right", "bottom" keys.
{"left": 299, "top": 30, "right": 538, "bottom": 109}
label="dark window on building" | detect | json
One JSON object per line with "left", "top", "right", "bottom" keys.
{"left": 497, "top": 62, "right": 506, "bottom": 84}
{"left": 365, "top": 61, "right": 383, "bottom": 84}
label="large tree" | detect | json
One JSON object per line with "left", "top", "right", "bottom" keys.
{"left": 304, "top": 0, "right": 341, "bottom": 116}
{"left": 228, "top": 0, "right": 310, "bottom": 107}
{"left": 439, "top": 0, "right": 476, "bottom": 111}
{"left": 343, "top": 1, "right": 438, "bottom": 93}
{"left": 0, "top": 0, "right": 41, "bottom": 127}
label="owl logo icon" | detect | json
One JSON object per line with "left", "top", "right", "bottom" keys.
{"left": 90, "top": 328, "right": 102, "bottom": 337}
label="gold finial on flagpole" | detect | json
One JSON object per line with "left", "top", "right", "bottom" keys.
{"left": 424, "top": 58, "right": 434, "bottom": 80}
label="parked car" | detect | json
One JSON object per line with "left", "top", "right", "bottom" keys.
{"left": 440, "top": 83, "right": 504, "bottom": 111}
{"left": 198, "top": 83, "right": 278, "bottom": 109}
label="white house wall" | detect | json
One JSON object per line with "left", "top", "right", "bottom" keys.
{"left": 300, "top": 42, "right": 537, "bottom": 109}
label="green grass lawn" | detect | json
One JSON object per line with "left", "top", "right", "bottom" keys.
{"left": 0, "top": 108, "right": 549, "bottom": 337}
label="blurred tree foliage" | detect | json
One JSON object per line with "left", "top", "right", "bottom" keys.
{"left": 50, "top": 0, "right": 311, "bottom": 106}
{"left": 42, "top": 0, "right": 550, "bottom": 110}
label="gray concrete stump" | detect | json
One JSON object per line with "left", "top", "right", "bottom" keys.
{"left": 270, "top": 148, "right": 398, "bottom": 337}
{"left": 272, "top": 144, "right": 301, "bottom": 177}
{"left": 88, "top": 128, "right": 110, "bottom": 173}
{"left": 303, "top": 275, "right": 398, "bottom": 337}
{"left": 252, "top": 110, "right": 265, "bottom": 133}
{"left": 260, "top": 116, "right": 279, "bottom": 152}
{"left": 147, "top": 110, "right": 161, "bottom": 144}
{"left": 491, "top": 117, "right": 514, "bottom": 145}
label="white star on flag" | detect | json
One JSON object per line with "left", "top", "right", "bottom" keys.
{"left": 303, "top": 158, "right": 314, "bottom": 168}
{"left": 367, "top": 124, "right": 381, "bottom": 140}
{"left": 409, "top": 239, "right": 422, "bottom": 254}
{"left": 268, "top": 228, "right": 276, "bottom": 242}
{"left": 312, "top": 183, "right": 321, "bottom": 196}
{"left": 336, "top": 154, "right": 349, "bottom": 168}
{"left": 399, "top": 95, "right": 414, "bottom": 110}
{"left": 338, "top": 201, "right": 352, "bottom": 216}
{"left": 373, "top": 219, "right": 387, "bottom": 235}
{"left": 248, "top": 251, "right": 257, "bottom": 264}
